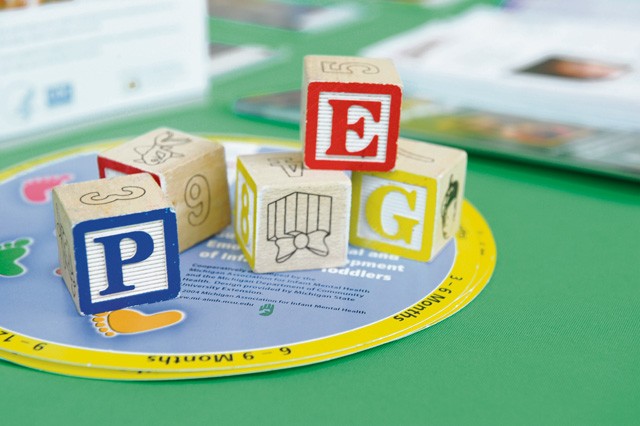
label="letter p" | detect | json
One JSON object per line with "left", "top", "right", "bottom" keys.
{"left": 93, "top": 231, "right": 154, "bottom": 296}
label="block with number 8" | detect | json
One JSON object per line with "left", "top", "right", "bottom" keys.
{"left": 98, "top": 128, "right": 230, "bottom": 252}
{"left": 235, "top": 151, "right": 351, "bottom": 273}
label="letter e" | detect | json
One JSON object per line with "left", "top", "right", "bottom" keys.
{"left": 326, "top": 99, "right": 381, "bottom": 157}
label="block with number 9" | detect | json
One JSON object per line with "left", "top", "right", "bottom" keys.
{"left": 235, "top": 152, "right": 351, "bottom": 273}
{"left": 98, "top": 128, "right": 230, "bottom": 252}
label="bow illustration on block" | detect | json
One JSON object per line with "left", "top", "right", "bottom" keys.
{"left": 273, "top": 230, "right": 330, "bottom": 263}
{"left": 266, "top": 191, "right": 333, "bottom": 264}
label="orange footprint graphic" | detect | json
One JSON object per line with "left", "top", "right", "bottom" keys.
{"left": 92, "top": 308, "right": 185, "bottom": 337}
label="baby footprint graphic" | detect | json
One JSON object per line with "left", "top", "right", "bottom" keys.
{"left": 92, "top": 308, "right": 185, "bottom": 337}
{"left": 0, "top": 238, "right": 33, "bottom": 278}
{"left": 22, "top": 174, "right": 73, "bottom": 204}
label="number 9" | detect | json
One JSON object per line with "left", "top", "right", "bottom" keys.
{"left": 185, "top": 175, "right": 210, "bottom": 226}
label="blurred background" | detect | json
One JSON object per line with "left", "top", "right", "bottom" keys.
{"left": 1, "top": 0, "right": 639, "bottom": 181}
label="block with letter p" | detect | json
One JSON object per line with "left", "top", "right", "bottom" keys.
{"left": 350, "top": 138, "right": 467, "bottom": 262}
{"left": 53, "top": 173, "right": 180, "bottom": 315}
{"left": 302, "top": 55, "right": 402, "bottom": 171}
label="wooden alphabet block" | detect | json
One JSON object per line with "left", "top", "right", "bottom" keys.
{"left": 53, "top": 173, "right": 180, "bottom": 315}
{"left": 97, "top": 128, "right": 230, "bottom": 252}
{"left": 235, "top": 151, "right": 351, "bottom": 273}
{"left": 350, "top": 138, "right": 467, "bottom": 262}
{"left": 302, "top": 55, "right": 402, "bottom": 171}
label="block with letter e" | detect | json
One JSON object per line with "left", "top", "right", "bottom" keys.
{"left": 350, "top": 138, "right": 467, "bottom": 262}
{"left": 53, "top": 173, "right": 180, "bottom": 315}
{"left": 97, "top": 128, "right": 230, "bottom": 252}
{"left": 235, "top": 151, "right": 351, "bottom": 273}
{"left": 302, "top": 55, "right": 402, "bottom": 171}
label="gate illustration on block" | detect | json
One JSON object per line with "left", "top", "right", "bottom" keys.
{"left": 267, "top": 192, "right": 333, "bottom": 263}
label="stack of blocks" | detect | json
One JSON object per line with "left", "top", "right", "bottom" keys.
{"left": 236, "top": 55, "right": 466, "bottom": 273}
{"left": 53, "top": 55, "right": 467, "bottom": 315}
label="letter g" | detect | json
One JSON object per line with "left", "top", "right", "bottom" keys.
{"left": 365, "top": 185, "right": 419, "bottom": 244}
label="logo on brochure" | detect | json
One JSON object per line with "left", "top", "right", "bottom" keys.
{"left": 259, "top": 304, "right": 275, "bottom": 316}
{"left": 46, "top": 83, "right": 74, "bottom": 108}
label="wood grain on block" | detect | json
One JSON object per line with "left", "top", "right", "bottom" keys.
{"left": 235, "top": 151, "right": 351, "bottom": 273}
{"left": 302, "top": 55, "right": 402, "bottom": 171}
{"left": 53, "top": 173, "right": 180, "bottom": 315}
{"left": 350, "top": 138, "right": 467, "bottom": 262}
{"left": 97, "top": 128, "right": 230, "bottom": 251}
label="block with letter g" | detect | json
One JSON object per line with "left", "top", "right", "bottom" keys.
{"left": 350, "top": 138, "right": 467, "bottom": 262}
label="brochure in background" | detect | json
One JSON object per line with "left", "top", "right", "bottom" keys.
{"left": 207, "top": 0, "right": 361, "bottom": 32}
{"left": 362, "top": 6, "right": 640, "bottom": 132}
{"left": 0, "top": 0, "right": 209, "bottom": 146}
{"left": 504, "top": 0, "right": 640, "bottom": 24}
{"left": 208, "top": 43, "right": 278, "bottom": 79}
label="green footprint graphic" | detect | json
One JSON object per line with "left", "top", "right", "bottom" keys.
{"left": 0, "top": 238, "right": 33, "bottom": 278}
{"left": 259, "top": 303, "right": 275, "bottom": 316}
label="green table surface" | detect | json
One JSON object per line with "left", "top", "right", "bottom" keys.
{"left": 1, "top": 2, "right": 639, "bottom": 424}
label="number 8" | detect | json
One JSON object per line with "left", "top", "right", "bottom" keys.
{"left": 240, "top": 183, "right": 250, "bottom": 245}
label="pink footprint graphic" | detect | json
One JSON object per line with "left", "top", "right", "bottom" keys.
{"left": 22, "top": 174, "right": 73, "bottom": 204}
